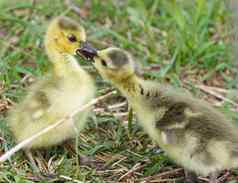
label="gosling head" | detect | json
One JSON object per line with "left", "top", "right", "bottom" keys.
{"left": 45, "top": 16, "right": 86, "bottom": 55}
{"left": 79, "top": 47, "right": 139, "bottom": 83}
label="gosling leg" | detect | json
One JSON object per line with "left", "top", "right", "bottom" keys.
{"left": 24, "top": 149, "right": 43, "bottom": 178}
{"left": 209, "top": 172, "right": 219, "bottom": 183}
{"left": 25, "top": 149, "right": 55, "bottom": 180}
{"left": 184, "top": 170, "right": 199, "bottom": 183}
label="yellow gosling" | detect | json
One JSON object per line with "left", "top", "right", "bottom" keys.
{"left": 8, "top": 16, "right": 95, "bottom": 176}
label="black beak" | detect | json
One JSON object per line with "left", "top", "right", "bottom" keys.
{"left": 76, "top": 42, "right": 98, "bottom": 61}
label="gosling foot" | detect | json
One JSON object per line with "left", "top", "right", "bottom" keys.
{"left": 24, "top": 149, "right": 56, "bottom": 181}
{"left": 64, "top": 141, "right": 105, "bottom": 170}
{"left": 184, "top": 170, "right": 199, "bottom": 183}
{"left": 209, "top": 171, "right": 230, "bottom": 183}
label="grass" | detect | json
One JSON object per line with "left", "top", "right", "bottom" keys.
{"left": 0, "top": 0, "right": 238, "bottom": 182}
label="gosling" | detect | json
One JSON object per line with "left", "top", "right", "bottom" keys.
{"left": 79, "top": 46, "right": 238, "bottom": 183}
{"left": 8, "top": 16, "right": 95, "bottom": 174}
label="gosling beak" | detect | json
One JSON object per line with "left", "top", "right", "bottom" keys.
{"left": 76, "top": 42, "right": 98, "bottom": 61}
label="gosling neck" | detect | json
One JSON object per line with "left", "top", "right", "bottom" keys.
{"left": 45, "top": 41, "right": 81, "bottom": 78}
{"left": 114, "top": 74, "right": 143, "bottom": 98}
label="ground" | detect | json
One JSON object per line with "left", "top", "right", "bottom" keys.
{"left": 0, "top": 0, "right": 238, "bottom": 182}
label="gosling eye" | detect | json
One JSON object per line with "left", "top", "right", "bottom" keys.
{"left": 101, "top": 59, "right": 107, "bottom": 67}
{"left": 67, "top": 34, "right": 77, "bottom": 42}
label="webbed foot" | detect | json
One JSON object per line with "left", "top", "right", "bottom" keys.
{"left": 184, "top": 170, "right": 199, "bottom": 183}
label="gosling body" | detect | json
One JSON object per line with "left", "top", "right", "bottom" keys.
{"left": 126, "top": 80, "right": 238, "bottom": 176}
